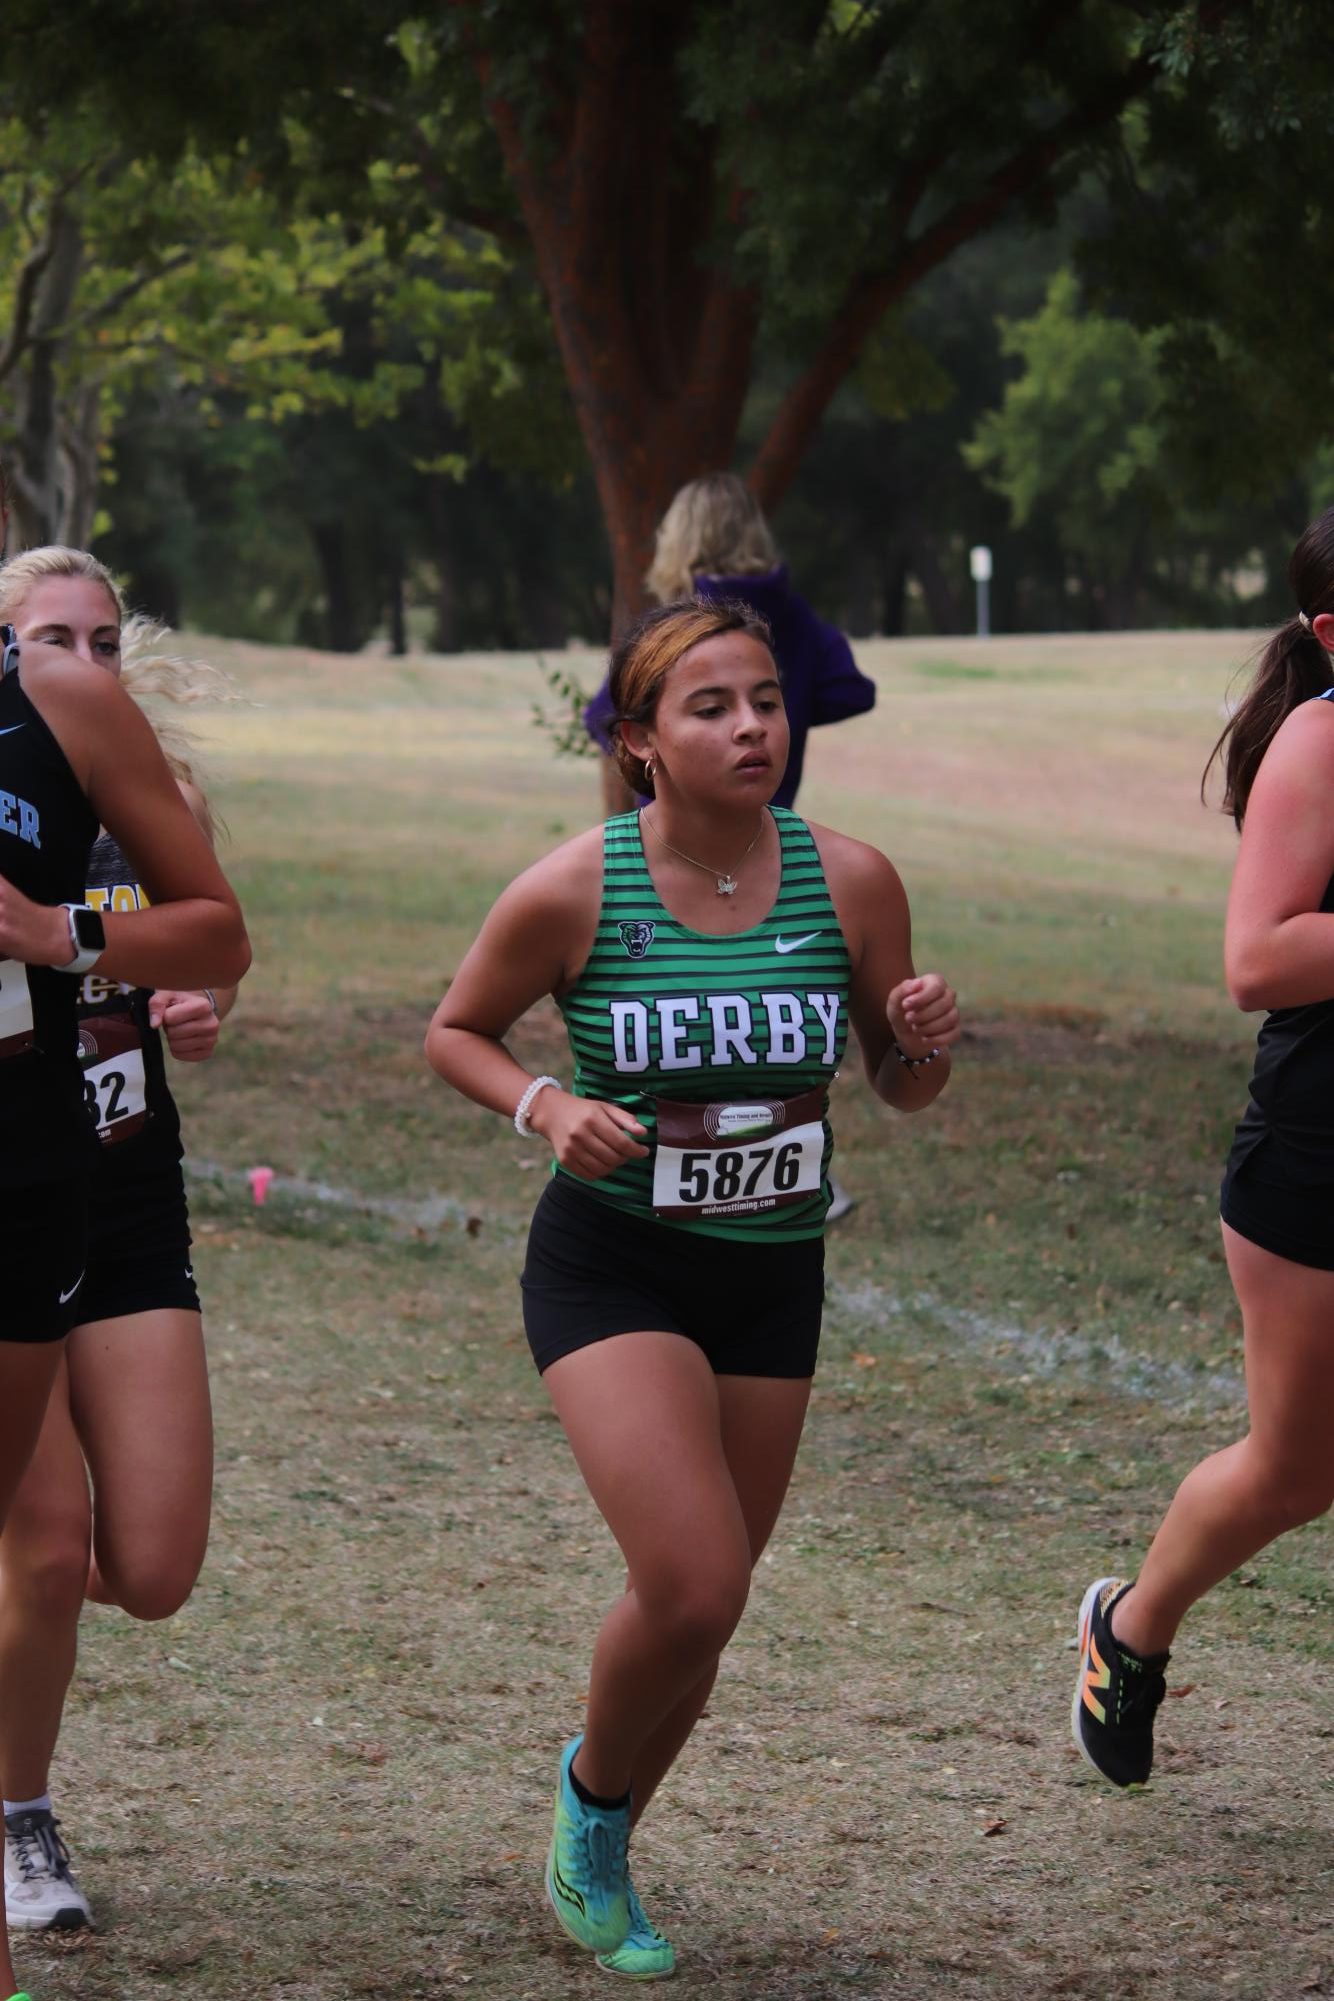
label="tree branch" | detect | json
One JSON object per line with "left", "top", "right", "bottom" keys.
{"left": 750, "top": 46, "right": 1157, "bottom": 509}
{"left": 45, "top": 249, "right": 195, "bottom": 344}
{"left": 342, "top": 88, "right": 525, "bottom": 245}
{"left": 0, "top": 202, "right": 64, "bottom": 383}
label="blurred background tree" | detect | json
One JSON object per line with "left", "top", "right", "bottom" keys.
{"left": 1, "top": 1, "right": 1330, "bottom": 646}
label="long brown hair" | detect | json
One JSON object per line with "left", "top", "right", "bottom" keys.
{"left": 1206, "top": 508, "right": 1334, "bottom": 826}
{"left": 608, "top": 598, "right": 774, "bottom": 797}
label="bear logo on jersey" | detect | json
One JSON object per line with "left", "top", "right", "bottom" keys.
{"left": 618, "top": 920, "right": 656, "bottom": 960}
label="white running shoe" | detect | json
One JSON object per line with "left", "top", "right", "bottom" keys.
{"left": 4, "top": 1808, "right": 94, "bottom": 1931}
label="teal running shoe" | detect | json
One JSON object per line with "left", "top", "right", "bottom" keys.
{"left": 596, "top": 1875, "right": 676, "bottom": 1980}
{"left": 545, "top": 1737, "right": 631, "bottom": 1954}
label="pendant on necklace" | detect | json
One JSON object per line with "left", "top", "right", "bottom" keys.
{"left": 716, "top": 876, "right": 738, "bottom": 896}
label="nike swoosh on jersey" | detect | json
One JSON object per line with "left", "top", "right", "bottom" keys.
{"left": 58, "top": 1271, "right": 85, "bottom": 1305}
{"left": 0, "top": 724, "right": 26, "bottom": 737}
{"left": 774, "top": 932, "right": 821, "bottom": 954}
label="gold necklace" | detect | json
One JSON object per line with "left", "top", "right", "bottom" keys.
{"left": 640, "top": 809, "right": 767, "bottom": 896}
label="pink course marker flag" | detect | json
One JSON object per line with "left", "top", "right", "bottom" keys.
{"left": 247, "top": 1166, "right": 275, "bottom": 1206}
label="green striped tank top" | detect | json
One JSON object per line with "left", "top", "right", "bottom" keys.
{"left": 556, "top": 807, "right": 852, "bottom": 1241}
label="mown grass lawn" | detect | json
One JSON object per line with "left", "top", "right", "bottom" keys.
{"left": 21, "top": 628, "right": 1330, "bottom": 2001}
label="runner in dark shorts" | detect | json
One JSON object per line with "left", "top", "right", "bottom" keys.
{"left": 428, "top": 598, "right": 959, "bottom": 1977}
{"left": 0, "top": 494, "right": 248, "bottom": 2001}
{"left": 1073, "top": 507, "right": 1334, "bottom": 1793}
{"left": 0, "top": 549, "right": 242, "bottom": 1936}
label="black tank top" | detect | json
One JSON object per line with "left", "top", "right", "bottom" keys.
{"left": 1233, "top": 689, "right": 1334, "bottom": 1179}
{"left": 77, "top": 832, "right": 182, "bottom": 1166}
{"left": 0, "top": 638, "right": 100, "bottom": 1184}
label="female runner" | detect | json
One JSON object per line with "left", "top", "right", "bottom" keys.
{"left": 0, "top": 530, "right": 249, "bottom": 2001}
{"left": 1074, "top": 506, "right": 1334, "bottom": 1788}
{"left": 0, "top": 549, "right": 239, "bottom": 1932}
{"left": 427, "top": 597, "right": 958, "bottom": 1976}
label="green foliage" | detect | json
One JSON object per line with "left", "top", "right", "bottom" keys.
{"left": 965, "top": 271, "right": 1168, "bottom": 574}
{"left": 856, "top": 313, "right": 955, "bottom": 424}
{"left": 530, "top": 656, "right": 596, "bottom": 759}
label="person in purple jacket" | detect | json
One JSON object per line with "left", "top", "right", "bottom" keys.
{"left": 585, "top": 473, "right": 877, "bottom": 816}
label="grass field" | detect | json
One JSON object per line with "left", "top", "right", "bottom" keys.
{"left": 19, "top": 629, "right": 1332, "bottom": 2001}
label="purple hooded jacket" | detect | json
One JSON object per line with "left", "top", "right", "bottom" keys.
{"left": 582, "top": 565, "right": 876, "bottom": 809}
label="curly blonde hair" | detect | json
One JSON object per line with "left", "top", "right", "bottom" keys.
{"left": 645, "top": 473, "right": 779, "bottom": 604}
{"left": 0, "top": 546, "right": 238, "bottom": 829}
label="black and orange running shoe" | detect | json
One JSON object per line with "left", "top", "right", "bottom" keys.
{"left": 1072, "top": 1577, "right": 1169, "bottom": 1788}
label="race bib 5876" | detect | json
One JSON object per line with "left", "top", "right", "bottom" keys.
{"left": 651, "top": 1085, "right": 826, "bottom": 1221}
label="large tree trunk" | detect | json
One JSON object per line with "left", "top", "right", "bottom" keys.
{"left": 8, "top": 203, "right": 84, "bottom": 549}
{"left": 463, "top": 3, "right": 1158, "bottom": 638}
{"left": 60, "top": 379, "right": 103, "bottom": 548}
{"left": 311, "top": 520, "right": 366, "bottom": 652}
{"left": 473, "top": 3, "right": 760, "bottom": 631}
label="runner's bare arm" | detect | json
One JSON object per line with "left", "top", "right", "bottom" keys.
{"left": 152, "top": 779, "right": 240, "bottom": 1060}
{"left": 814, "top": 826, "right": 958, "bottom": 1111}
{"left": 0, "top": 655, "right": 249, "bottom": 989}
{"left": 426, "top": 834, "right": 648, "bottom": 1178}
{"left": 1225, "top": 699, "right": 1334, "bottom": 1010}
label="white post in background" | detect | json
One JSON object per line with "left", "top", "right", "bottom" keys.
{"left": 970, "top": 544, "right": 992, "bottom": 639}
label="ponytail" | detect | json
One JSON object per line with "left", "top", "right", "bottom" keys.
{"left": 1205, "top": 619, "right": 1333, "bottom": 827}
{"left": 1205, "top": 504, "right": 1334, "bottom": 826}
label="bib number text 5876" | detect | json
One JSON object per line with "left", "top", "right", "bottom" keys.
{"left": 675, "top": 1140, "right": 803, "bottom": 1205}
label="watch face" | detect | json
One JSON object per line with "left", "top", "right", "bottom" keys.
{"left": 72, "top": 905, "right": 106, "bottom": 954}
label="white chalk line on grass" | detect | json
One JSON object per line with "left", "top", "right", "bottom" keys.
{"left": 185, "top": 1157, "right": 476, "bottom": 1233}
{"left": 185, "top": 1158, "right": 1243, "bottom": 1410}
{"left": 827, "top": 1278, "right": 1243, "bottom": 1412}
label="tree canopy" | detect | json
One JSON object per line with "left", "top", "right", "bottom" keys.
{"left": 1, "top": 2, "right": 1329, "bottom": 644}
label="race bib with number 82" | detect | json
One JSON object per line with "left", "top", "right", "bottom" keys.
{"left": 77, "top": 1013, "right": 149, "bottom": 1144}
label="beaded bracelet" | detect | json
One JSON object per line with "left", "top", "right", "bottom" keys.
{"left": 890, "top": 1039, "right": 942, "bottom": 1074}
{"left": 514, "top": 1074, "right": 562, "bottom": 1137}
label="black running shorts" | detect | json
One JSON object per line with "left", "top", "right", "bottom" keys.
{"left": 76, "top": 1154, "right": 201, "bottom": 1325}
{"left": 521, "top": 1172, "right": 825, "bottom": 1377}
{"left": 1220, "top": 1133, "right": 1334, "bottom": 1273}
{"left": 1, "top": 1177, "right": 89, "bottom": 1344}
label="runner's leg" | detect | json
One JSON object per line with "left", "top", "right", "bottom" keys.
{"left": 1113, "top": 1223, "right": 1334, "bottom": 1658}
{"left": 545, "top": 1331, "right": 761, "bottom": 1802}
{"left": 71, "top": 1307, "right": 212, "bottom": 1617}
{"left": 0, "top": 1358, "right": 90, "bottom": 1804}
{"left": 628, "top": 1371, "right": 811, "bottom": 1822}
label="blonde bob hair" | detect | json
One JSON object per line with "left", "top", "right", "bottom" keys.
{"left": 645, "top": 473, "right": 779, "bottom": 604}
{"left": 609, "top": 597, "right": 774, "bottom": 798}
{"left": 0, "top": 545, "right": 237, "bottom": 824}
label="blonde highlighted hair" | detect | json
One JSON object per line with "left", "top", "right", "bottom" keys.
{"left": 608, "top": 598, "right": 774, "bottom": 796}
{"left": 645, "top": 473, "right": 778, "bottom": 604}
{"left": 0, "top": 545, "right": 238, "bottom": 830}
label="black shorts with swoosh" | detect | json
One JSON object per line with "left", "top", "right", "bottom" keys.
{"left": 1, "top": 1176, "right": 89, "bottom": 1343}
{"left": 76, "top": 1154, "right": 200, "bottom": 1325}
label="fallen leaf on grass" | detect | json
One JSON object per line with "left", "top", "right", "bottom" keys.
{"left": 852, "top": 1352, "right": 878, "bottom": 1368}
{"left": 465, "top": 1215, "right": 483, "bottom": 1236}
{"left": 1165, "top": 1683, "right": 1196, "bottom": 1699}
{"left": 981, "top": 1818, "right": 1007, "bottom": 1837}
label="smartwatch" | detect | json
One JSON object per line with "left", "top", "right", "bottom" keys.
{"left": 60, "top": 902, "right": 106, "bottom": 975}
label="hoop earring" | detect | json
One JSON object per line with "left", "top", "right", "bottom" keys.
{"left": 645, "top": 758, "right": 655, "bottom": 782}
